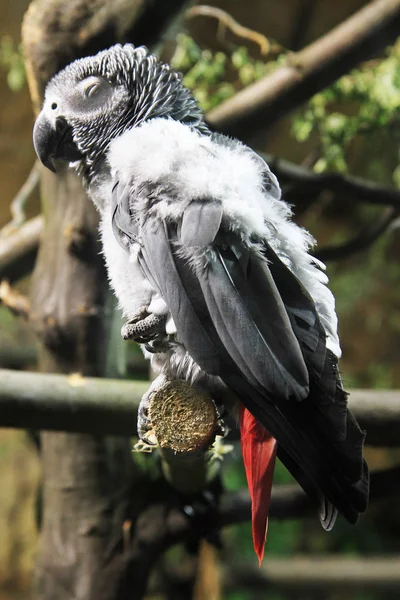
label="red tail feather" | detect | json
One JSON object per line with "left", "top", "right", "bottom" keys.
{"left": 239, "top": 404, "right": 277, "bottom": 565}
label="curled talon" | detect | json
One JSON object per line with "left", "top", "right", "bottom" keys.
{"left": 144, "top": 335, "right": 172, "bottom": 353}
{"left": 129, "top": 306, "right": 149, "bottom": 324}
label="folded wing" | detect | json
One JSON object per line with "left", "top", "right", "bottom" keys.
{"left": 112, "top": 182, "right": 369, "bottom": 525}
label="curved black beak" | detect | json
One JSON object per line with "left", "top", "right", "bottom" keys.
{"left": 33, "top": 112, "right": 83, "bottom": 173}
{"left": 33, "top": 112, "right": 58, "bottom": 172}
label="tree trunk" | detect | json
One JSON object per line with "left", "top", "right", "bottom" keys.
{"left": 21, "top": 1, "right": 191, "bottom": 598}
{"left": 30, "top": 164, "right": 136, "bottom": 600}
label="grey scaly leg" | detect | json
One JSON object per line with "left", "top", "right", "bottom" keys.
{"left": 121, "top": 307, "right": 167, "bottom": 342}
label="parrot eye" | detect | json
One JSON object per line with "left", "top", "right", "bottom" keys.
{"left": 85, "top": 82, "right": 100, "bottom": 97}
{"left": 69, "top": 76, "right": 116, "bottom": 114}
{"left": 76, "top": 76, "right": 113, "bottom": 103}
{"left": 82, "top": 76, "right": 106, "bottom": 98}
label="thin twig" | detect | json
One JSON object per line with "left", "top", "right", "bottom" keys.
{"left": 185, "top": 5, "right": 272, "bottom": 55}
{"left": 0, "top": 280, "right": 30, "bottom": 318}
{"left": 207, "top": 0, "right": 400, "bottom": 137}
{"left": 0, "top": 161, "right": 40, "bottom": 237}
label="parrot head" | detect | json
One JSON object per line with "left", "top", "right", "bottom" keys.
{"left": 33, "top": 44, "right": 205, "bottom": 179}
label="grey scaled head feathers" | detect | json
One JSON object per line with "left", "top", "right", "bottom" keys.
{"left": 33, "top": 44, "right": 207, "bottom": 181}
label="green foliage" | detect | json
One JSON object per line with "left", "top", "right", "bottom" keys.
{"left": 0, "top": 35, "right": 25, "bottom": 92}
{"left": 171, "top": 33, "right": 275, "bottom": 111}
{"left": 292, "top": 40, "right": 400, "bottom": 174}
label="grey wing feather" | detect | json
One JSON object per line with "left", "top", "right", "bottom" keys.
{"left": 201, "top": 247, "right": 309, "bottom": 400}
{"left": 140, "top": 219, "right": 223, "bottom": 374}
{"left": 111, "top": 180, "right": 139, "bottom": 248}
{"left": 180, "top": 200, "right": 223, "bottom": 246}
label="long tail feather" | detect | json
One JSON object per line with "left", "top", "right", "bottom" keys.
{"left": 239, "top": 404, "right": 277, "bottom": 565}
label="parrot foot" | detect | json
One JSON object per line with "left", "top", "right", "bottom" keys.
{"left": 121, "top": 308, "right": 167, "bottom": 343}
{"left": 132, "top": 439, "right": 157, "bottom": 453}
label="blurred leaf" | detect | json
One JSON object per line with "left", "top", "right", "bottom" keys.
{"left": 0, "top": 35, "right": 25, "bottom": 92}
{"left": 291, "top": 39, "right": 400, "bottom": 175}
{"left": 171, "top": 34, "right": 279, "bottom": 111}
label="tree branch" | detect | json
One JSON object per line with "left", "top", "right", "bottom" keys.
{"left": 207, "top": 0, "right": 400, "bottom": 138}
{"left": 0, "top": 368, "right": 147, "bottom": 434}
{"left": 226, "top": 555, "right": 400, "bottom": 592}
{"left": 314, "top": 207, "right": 399, "bottom": 262}
{"left": 125, "top": 464, "right": 400, "bottom": 579}
{"left": 0, "top": 280, "right": 31, "bottom": 318}
{"left": 262, "top": 153, "right": 400, "bottom": 210}
{"left": 348, "top": 390, "right": 400, "bottom": 447}
{"left": 258, "top": 153, "right": 400, "bottom": 261}
{"left": 0, "top": 215, "right": 42, "bottom": 283}
{"left": 93, "top": 463, "right": 400, "bottom": 596}
{"left": 1, "top": 368, "right": 400, "bottom": 446}
{"left": 218, "top": 465, "right": 400, "bottom": 528}
{"left": 147, "top": 378, "right": 221, "bottom": 494}
{"left": 0, "top": 161, "right": 40, "bottom": 236}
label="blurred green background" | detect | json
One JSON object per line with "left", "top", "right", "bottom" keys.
{"left": 0, "top": 0, "right": 399, "bottom": 598}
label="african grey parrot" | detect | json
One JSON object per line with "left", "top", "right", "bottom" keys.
{"left": 33, "top": 43, "right": 369, "bottom": 562}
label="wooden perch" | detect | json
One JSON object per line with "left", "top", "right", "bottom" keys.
{"left": 0, "top": 368, "right": 147, "bottom": 434}
{"left": 149, "top": 379, "right": 219, "bottom": 452}
{"left": 226, "top": 555, "right": 400, "bottom": 592}
{"left": 156, "top": 554, "right": 400, "bottom": 594}
{"left": 147, "top": 379, "right": 221, "bottom": 494}
{"left": 349, "top": 390, "right": 400, "bottom": 447}
{"left": 1, "top": 368, "right": 400, "bottom": 447}
{"left": 207, "top": 0, "right": 400, "bottom": 138}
